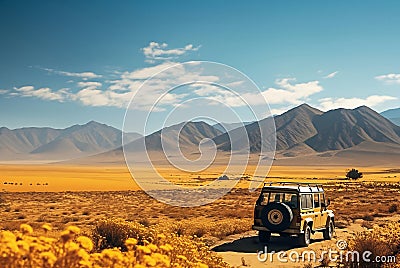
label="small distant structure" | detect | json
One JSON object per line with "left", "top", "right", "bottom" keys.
{"left": 346, "top": 168, "right": 363, "bottom": 180}
{"left": 218, "top": 175, "right": 230, "bottom": 180}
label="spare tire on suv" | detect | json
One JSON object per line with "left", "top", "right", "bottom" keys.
{"left": 261, "top": 202, "right": 293, "bottom": 232}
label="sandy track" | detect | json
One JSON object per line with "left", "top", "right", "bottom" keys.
{"left": 213, "top": 223, "right": 366, "bottom": 268}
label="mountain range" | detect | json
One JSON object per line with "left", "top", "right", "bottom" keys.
{"left": 208, "top": 104, "right": 400, "bottom": 156}
{"left": 0, "top": 121, "right": 141, "bottom": 161}
{"left": 1, "top": 104, "right": 400, "bottom": 163}
{"left": 381, "top": 108, "right": 400, "bottom": 126}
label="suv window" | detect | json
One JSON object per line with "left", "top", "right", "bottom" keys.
{"left": 300, "top": 194, "right": 313, "bottom": 209}
{"left": 258, "top": 192, "right": 298, "bottom": 208}
{"left": 282, "top": 193, "right": 298, "bottom": 209}
{"left": 269, "top": 192, "right": 282, "bottom": 203}
{"left": 320, "top": 193, "right": 326, "bottom": 207}
{"left": 314, "top": 194, "right": 320, "bottom": 208}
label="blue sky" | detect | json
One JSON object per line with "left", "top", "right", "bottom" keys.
{"left": 0, "top": 0, "right": 399, "bottom": 133}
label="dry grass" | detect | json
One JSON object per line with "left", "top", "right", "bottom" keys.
{"left": 1, "top": 165, "right": 400, "bottom": 267}
{"left": 0, "top": 189, "right": 257, "bottom": 245}
{"left": 324, "top": 182, "right": 400, "bottom": 227}
{"left": 341, "top": 222, "right": 400, "bottom": 268}
{"left": 0, "top": 222, "right": 230, "bottom": 268}
{"left": 1, "top": 182, "right": 399, "bottom": 245}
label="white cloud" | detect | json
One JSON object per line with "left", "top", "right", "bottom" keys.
{"left": 375, "top": 73, "right": 400, "bottom": 84}
{"left": 13, "top": 86, "right": 69, "bottom": 101}
{"left": 95, "top": 62, "right": 219, "bottom": 111}
{"left": 69, "top": 62, "right": 201, "bottom": 110}
{"left": 142, "top": 42, "right": 200, "bottom": 63}
{"left": 226, "top": 80, "right": 245, "bottom": 87}
{"left": 324, "top": 71, "right": 339, "bottom": 79}
{"left": 72, "top": 88, "right": 111, "bottom": 107}
{"left": 270, "top": 106, "right": 294, "bottom": 116}
{"left": 77, "top": 81, "right": 102, "bottom": 88}
{"left": 41, "top": 68, "right": 102, "bottom": 80}
{"left": 0, "top": 89, "right": 9, "bottom": 94}
{"left": 318, "top": 95, "right": 397, "bottom": 111}
{"left": 120, "top": 61, "right": 178, "bottom": 80}
{"left": 190, "top": 78, "right": 323, "bottom": 108}
{"left": 261, "top": 78, "right": 323, "bottom": 105}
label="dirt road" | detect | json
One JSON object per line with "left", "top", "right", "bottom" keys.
{"left": 213, "top": 223, "right": 365, "bottom": 268}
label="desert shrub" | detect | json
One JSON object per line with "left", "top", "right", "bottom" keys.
{"left": 157, "top": 218, "right": 252, "bottom": 240}
{"left": 362, "top": 214, "right": 374, "bottom": 221}
{"left": 335, "top": 220, "right": 349, "bottom": 229}
{"left": 361, "top": 221, "right": 374, "bottom": 229}
{"left": 389, "top": 204, "right": 398, "bottom": 213}
{"left": 0, "top": 193, "right": 11, "bottom": 212}
{"left": 319, "top": 253, "right": 330, "bottom": 267}
{"left": 1, "top": 221, "right": 230, "bottom": 268}
{"left": 346, "top": 168, "right": 363, "bottom": 180}
{"left": 138, "top": 217, "right": 151, "bottom": 227}
{"left": 92, "top": 218, "right": 155, "bottom": 251}
{"left": 0, "top": 193, "right": 5, "bottom": 205}
{"left": 342, "top": 222, "right": 400, "bottom": 268}
{"left": 82, "top": 210, "right": 90, "bottom": 216}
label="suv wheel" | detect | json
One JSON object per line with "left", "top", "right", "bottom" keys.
{"left": 299, "top": 225, "right": 311, "bottom": 247}
{"left": 323, "top": 220, "right": 334, "bottom": 240}
{"left": 261, "top": 202, "right": 293, "bottom": 232}
{"left": 258, "top": 231, "right": 271, "bottom": 243}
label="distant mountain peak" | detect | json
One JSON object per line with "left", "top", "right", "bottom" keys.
{"left": 286, "top": 103, "right": 323, "bottom": 115}
{"left": 84, "top": 120, "right": 104, "bottom": 127}
{"left": 355, "top": 105, "right": 375, "bottom": 112}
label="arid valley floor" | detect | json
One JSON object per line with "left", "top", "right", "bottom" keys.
{"left": 1, "top": 163, "right": 400, "bottom": 267}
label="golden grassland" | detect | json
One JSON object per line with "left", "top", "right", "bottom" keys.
{"left": 1, "top": 164, "right": 400, "bottom": 267}
{"left": 0, "top": 221, "right": 230, "bottom": 268}
{"left": 0, "top": 164, "right": 399, "bottom": 192}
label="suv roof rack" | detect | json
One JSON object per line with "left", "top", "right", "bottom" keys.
{"left": 263, "top": 181, "right": 323, "bottom": 192}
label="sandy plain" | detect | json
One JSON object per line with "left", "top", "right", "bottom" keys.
{"left": 1, "top": 162, "right": 400, "bottom": 267}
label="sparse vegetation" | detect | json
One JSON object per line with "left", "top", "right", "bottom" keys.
{"left": 0, "top": 222, "right": 229, "bottom": 268}
{"left": 389, "top": 204, "right": 398, "bottom": 213}
{"left": 342, "top": 222, "right": 400, "bottom": 268}
{"left": 346, "top": 168, "right": 363, "bottom": 180}
{"left": 2, "top": 174, "right": 400, "bottom": 267}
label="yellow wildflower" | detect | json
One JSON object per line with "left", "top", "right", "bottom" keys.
{"left": 101, "top": 248, "right": 124, "bottom": 261}
{"left": 157, "top": 233, "right": 166, "bottom": 239}
{"left": 66, "top": 225, "right": 81, "bottom": 234}
{"left": 125, "top": 237, "right": 138, "bottom": 248}
{"left": 60, "top": 230, "right": 73, "bottom": 243}
{"left": 66, "top": 241, "right": 80, "bottom": 252}
{"left": 41, "top": 223, "right": 52, "bottom": 232}
{"left": 196, "top": 263, "right": 209, "bottom": 268}
{"left": 144, "top": 255, "right": 157, "bottom": 266}
{"left": 160, "top": 244, "right": 173, "bottom": 252}
{"left": 136, "top": 245, "right": 151, "bottom": 254}
{"left": 0, "top": 230, "right": 16, "bottom": 243}
{"left": 77, "top": 236, "right": 94, "bottom": 251}
{"left": 152, "top": 253, "right": 170, "bottom": 266}
{"left": 16, "top": 240, "right": 29, "bottom": 252}
{"left": 79, "top": 260, "right": 93, "bottom": 268}
{"left": 20, "top": 223, "right": 33, "bottom": 235}
{"left": 40, "top": 252, "right": 57, "bottom": 266}
{"left": 147, "top": 243, "right": 158, "bottom": 252}
{"left": 77, "top": 248, "right": 90, "bottom": 260}
{"left": 177, "top": 255, "right": 188, "bottom": 261}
